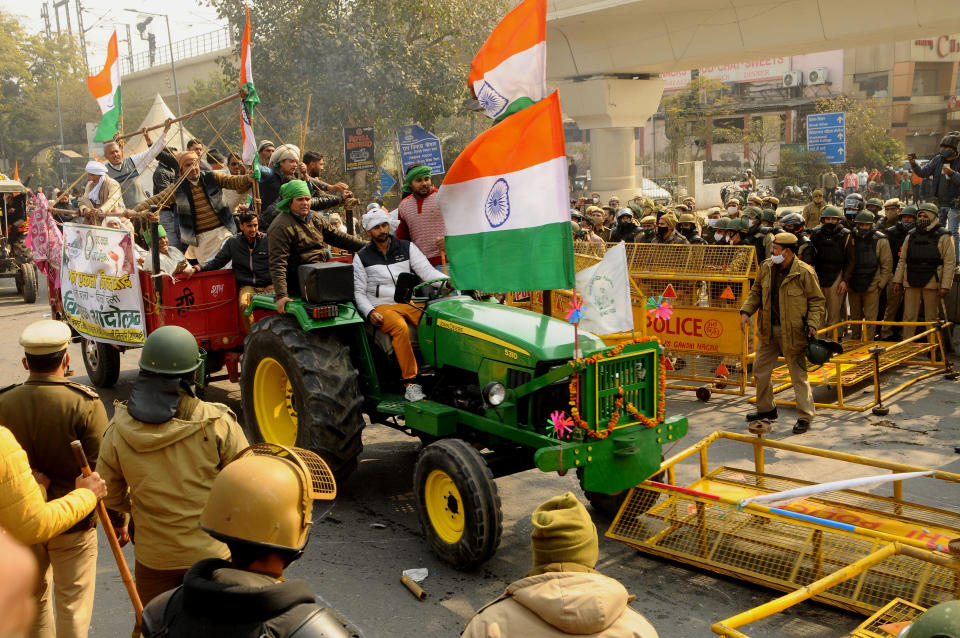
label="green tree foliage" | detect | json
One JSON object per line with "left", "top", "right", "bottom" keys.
{"left": 661, "top": 76, "right": 734, "bottom": 167}
{"left": 720, "top": 115, "right": 783, "bottom": 178}
{"left": 815, "top": 95, "right": 904, "bottom": 170}
{"left": 204, "top": 0, "right": 509, "bottom": 200}
{"left": 0, "top": 13, "right": 98, "bottom": 183}
{"left": 774, "top": 148, "right": 829, "bottom": 193}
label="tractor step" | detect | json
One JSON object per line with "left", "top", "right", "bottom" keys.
{"left": 376, "top": 397, "right": 406, "bottom": 416}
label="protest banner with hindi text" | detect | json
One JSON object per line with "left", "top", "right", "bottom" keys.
{"left": 60, "top": 223, "right": 146, "bottom": 346}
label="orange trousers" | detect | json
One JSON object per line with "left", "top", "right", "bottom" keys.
{"left": 375, "top": 303, "right": 423, "bottom": 381}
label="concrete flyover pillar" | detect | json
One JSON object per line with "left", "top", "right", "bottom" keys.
{"left": 557, "top": 77, "right": 665, "bottom": 200}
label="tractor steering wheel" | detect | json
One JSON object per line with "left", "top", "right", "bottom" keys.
{"left": 412, "top": 277, "right": 454, "bottom": 302}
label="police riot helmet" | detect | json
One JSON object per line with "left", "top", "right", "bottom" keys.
{"left": 844, "top": 193, "right": 864, "bottom": 219}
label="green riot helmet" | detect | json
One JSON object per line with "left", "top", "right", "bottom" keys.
{"left": 139, "top": 325, "right": 202, "bottom": 375}
{"left": 803, "top": 337, "right": 843, "bottom": 370}
{"left": 854, "top": 211, "right": 876, "bottom": 224}
{"left": 898, "top": 600, "right": 960, "bottom": 638}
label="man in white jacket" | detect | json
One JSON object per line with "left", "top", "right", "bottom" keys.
{"left": 353, "top": 208, "right": 446, "bottom": 401}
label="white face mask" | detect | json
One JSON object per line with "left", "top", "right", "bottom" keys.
{"left": 727, "top": 206, "right": 738, "bottom": 214}
{"left": 714, "top": 232, "right": 725, "bottom": 241}
{"left": 770, "top": 254, "right": 785, "bottom": 264}
{"left": 707, "top": 218, "right": 719, "bottom": 227}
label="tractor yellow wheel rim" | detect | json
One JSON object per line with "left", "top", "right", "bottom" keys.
{"left": 252, "top": 357, "right": 298, "bottom": 446}
{"left": 424, "top": 469, "right": 465, "bottom": 544}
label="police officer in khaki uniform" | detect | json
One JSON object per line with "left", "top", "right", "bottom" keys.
{"left": 842, "top": 211, "right": 892, "bottom": 340}
{"left": 0, "top": 320, "right": 115, "bottom": 638}
{"left": 893, "top": 203, "right": 957, "bottom": 339}
{"left": 98, "top": 325, "right": 248, "bottom": 610}
{"left": 141, "top": 446, "right": 355, "bottom": 637}
{"left": 740, "top": 233, "right": 826, "bottom": 434}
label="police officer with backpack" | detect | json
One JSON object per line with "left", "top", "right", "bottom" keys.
{"left": 141, "top": 445, "right": 357, "bottom": 637}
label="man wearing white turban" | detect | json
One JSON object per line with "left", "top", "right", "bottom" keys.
{"left": 353, "top": 208, "right": 447, "bottom": 402}
{"left": 78, "top": 161, "right": 123, "bottom": 215}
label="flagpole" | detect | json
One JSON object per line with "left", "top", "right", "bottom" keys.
{"left": 110, "top": 90, "right": 245, "bottom": 143}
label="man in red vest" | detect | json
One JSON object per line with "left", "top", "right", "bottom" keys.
{"left": 396, "top": 164, "right": 446, "bottom": 268}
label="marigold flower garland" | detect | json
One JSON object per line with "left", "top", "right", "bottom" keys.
{"left": 566, "top": 338, "right": 667, "bottom": 440}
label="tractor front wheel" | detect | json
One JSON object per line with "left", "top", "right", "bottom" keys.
{"left": 240, "top": 314, "right": 364, "bottom": 480}
{"left": 578, "top": 466, "right": 663, "bottom": 518}
{"left": 414, "top": 439, "right": 502, "bottom": 570}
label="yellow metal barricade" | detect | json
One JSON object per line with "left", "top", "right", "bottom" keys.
{"left": 509, "top": 242, "right": 760, "bottom": 398}
{"left": 606, "top": 432, "right": 960, "bottom": 626}
{"left": 750, "top": 319, "right": 957, "bottom": 413}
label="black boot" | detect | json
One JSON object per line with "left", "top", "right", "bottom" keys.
{"left": 793, "top": 419, "right": 810, "bottom": 434}
{"left": 745, "top": 408, "right": 778, "bottom": 422}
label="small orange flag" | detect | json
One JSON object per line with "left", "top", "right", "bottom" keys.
{"left": 715, "top": 362, "right": 730, "bottom": 377}
{"left": 720, "top": 286, "right": 735, "bottom": 300}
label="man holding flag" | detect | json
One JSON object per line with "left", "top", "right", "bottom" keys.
{"left": 396, "top": 164, "right": 446, "bottom": 268}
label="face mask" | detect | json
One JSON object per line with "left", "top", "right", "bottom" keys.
{"left": 940, "top": 148, "right": 954, "bottom": 159}
{"left": 917, "top": 217, "right": 930, "bottom": 230}
{"left": 901, "top": 220, "right": 915, "bottom": 230}
{"left": 770, "top": 254, "right": 785, "bottom": 264}
{"left": 857, "top": 227, "right": 871, "bottom": 237}
{"left": 643, "top": 227, "right": 655, "bottom": 236}
{"left": 680, "top": 226, "right": 694, "bottom": 237}
{"left": 727, "top": 206, "right": 738, "bottom": 214}
{"left": 618, "top": 221, "right": 634, "bottom": 233}
{"left": 593, "top": 196, "right": 600, "bottom": 203}
{"left": 707, "top": 218, "right": 719, "bottom": 228}
{"left": 657, "top": 226, "right": 670, "bottom": 237}
{"left": 714, "top": 232, "right": 725, "bottom": 242}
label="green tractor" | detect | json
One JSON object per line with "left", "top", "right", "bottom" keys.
{"left": 241, "top": 263, "right": 687, "bottom": 569}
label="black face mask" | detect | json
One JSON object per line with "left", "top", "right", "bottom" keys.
{"left": 657, "top": 226, "right": 671, "bottom": 238}
{"left": 680, "top": 226, "right": 694, "bottom": 237}
{"left": 618, "top": 221, "right": 634, "bottom": 234}
{"left": 823, "top": 221, "right": 838, "bottom": 232}
{"left": 900, "top": 220, "right": 915, "bottom": 230}
{"left": 917, "top": 217, "right": 931, "bottom": 230}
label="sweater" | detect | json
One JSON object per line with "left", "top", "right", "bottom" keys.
{"left": 396, "top": 188, "right": 445, "bottom": 263}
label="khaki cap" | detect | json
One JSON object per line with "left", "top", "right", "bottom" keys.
{"left": 585, "top": 205, "right": 603, "bottom": 215}
{"left": 762, "top": 195, "right": 780, "bottom": 205}
{"left": 883, "top": 198, "right": 901, "bottom": 209}
{"left": 640, "top": 215, "right": 657, "bottom": 224}
{"left": 20, "top": 320, "right": 71, "bottom": 356}
{"left": 773, "top": 232, "right": 798, "bottom": 246}
{"left": 679, "top": 212, "right": 697, "bottom": 224}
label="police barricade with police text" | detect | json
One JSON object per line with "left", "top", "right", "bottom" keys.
{"left": 508, "top": 242, "right": 760, "bottom": 399}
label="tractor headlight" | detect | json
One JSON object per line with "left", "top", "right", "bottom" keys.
{"left": 482, "top": 381, "right": 506, "bottom": 406}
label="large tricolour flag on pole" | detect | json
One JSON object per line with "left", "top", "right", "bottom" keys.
{"left": 468, "top": 0, "right": 546, "bottom": 120}
{"left": 438, "top": 91, "right": 574, "bottom": 292}
{"left": 240, "top": 5, "right": 261, "bottom": 179}
{"left": 87, "top": 31, "right": 122, "bottom": 143}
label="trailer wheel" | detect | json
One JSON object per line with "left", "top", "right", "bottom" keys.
{"left": 20, "top": 263, "right": 36, "bottom": 304}
{"left": 414, "top": 439, "right": 502, "bottom": 570}
{"left": 81, "top": 338, "right": 121, "bottom": 388}
{"left": 240, "top": 314, "right": 363, "bottom": 480}
{"left": 578, "top": 467, "right": 663, "bottom": 518}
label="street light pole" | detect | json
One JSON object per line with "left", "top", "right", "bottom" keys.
{"left": 40, "top": 61, "right": 66, "bottom": 187}
{"left": 125, "top": 9, "right": 184, "bottom": 148}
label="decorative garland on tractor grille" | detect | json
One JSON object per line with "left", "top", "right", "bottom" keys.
{"left": 566, "top": 338, "right": 667, "bottom": 439}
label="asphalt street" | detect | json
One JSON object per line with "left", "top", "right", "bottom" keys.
{"left": 2, "top": 273, "right": 958, "bottom": 638}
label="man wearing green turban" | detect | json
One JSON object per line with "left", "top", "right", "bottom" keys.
{"left": 267, "top": 180, "right": 365, "bottom": 313}
{"left": 396, "top": 164, "right": 446, "bottom": 267}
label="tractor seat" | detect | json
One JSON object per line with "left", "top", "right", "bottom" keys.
{"left": 365, "top": 320, "right": 420, "bottom": 358}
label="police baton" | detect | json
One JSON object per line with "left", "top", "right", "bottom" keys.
{"left": 70, "top": 440, "right": 143, "bottom": 623}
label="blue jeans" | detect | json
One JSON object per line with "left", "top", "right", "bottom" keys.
{"left": 158, "top": 208, "right": 184, "bottom": 251}
{"left": 941, "top": 206, "right": 960, "bottom": 257}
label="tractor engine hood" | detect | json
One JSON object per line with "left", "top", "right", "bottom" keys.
{"left": 420, "top": 298, "right": 607, "bottom": 369}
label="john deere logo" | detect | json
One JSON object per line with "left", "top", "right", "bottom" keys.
{"left": 587, "top": 274, "right": 616, "bottom": 317}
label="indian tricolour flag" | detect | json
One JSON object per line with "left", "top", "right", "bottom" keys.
{"left": 438, "top": 91, "right": 574, "bottom": 292}
{"left": 468, "top": 0, "right": 546, "bottom": 121}
{"left": 239, "top": 5, "right": 261, "bottom": 178}
{"left": 87, "top": 31, "right": 122, "bottom": 143}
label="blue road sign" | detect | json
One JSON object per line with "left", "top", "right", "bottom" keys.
{"left": 397, "top": 125, "right": 445, "bottom": 176}
{"left": 806, "top": 112, "right": 846, "bottom": 164}
{"left": 376, "top": 167, "right": 396, "bottom": 198}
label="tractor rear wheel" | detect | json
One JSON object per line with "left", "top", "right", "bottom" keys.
{"left": 240, "top": 314, "right": 363, "bottom": 480}
{"left": 414, "top": 439, "right": 502, "bottom": 570}
{"left": 81, "top": 338, "right": 121, "bottom": 388}
{"left": 20, "top": 263, "right": 36, "bottom": 304}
